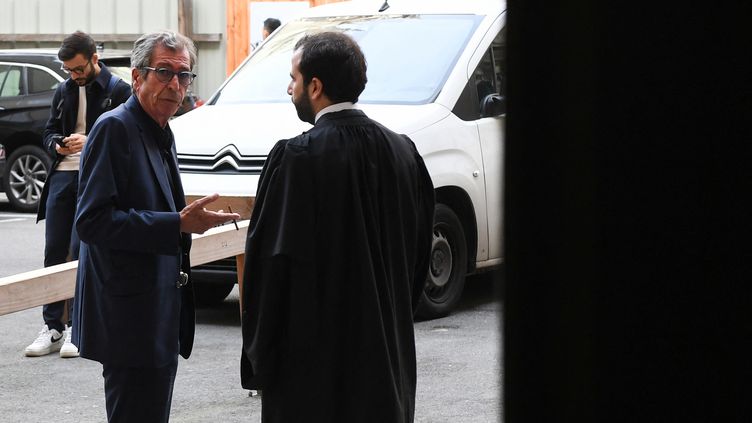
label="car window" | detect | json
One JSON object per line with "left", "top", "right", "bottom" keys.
{"left": 108, "top": 66, "right": 132, "bottom": 83}
{"left": 452, "top": 28, "right": 505, "bottom": 121}
{"left": 104, "top": 63, "right": 133, "bottom": 84}
{"left": 0, "top": 65, "right": 22, "bottom": 97}
{"left": 474, "top": 28, "right": 505, "bottom": 101}
{"left": 98, "top": 55, "right": 133, "bottom": 84}
{"left": 28, "top": 67, "right": 59, "bottom": 94}
{"left": 0, "top": 64, "right": 8, "bottom": 95}
{"left": 214, "top": 14, "right": 482, "bottom": 106}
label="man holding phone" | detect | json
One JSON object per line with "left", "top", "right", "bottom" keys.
{"left": 26, "top": 31, "right": 130, "bottom": 359}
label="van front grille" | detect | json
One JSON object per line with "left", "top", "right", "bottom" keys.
{"left": 177, "top": 144, "right": 265, "bottom": 174}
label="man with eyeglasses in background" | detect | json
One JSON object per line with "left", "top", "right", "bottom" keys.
{"left": 25, "top": 30, "right": 131, "bottom": 359}
{"left": 71, "top": 31, "right": 239, "bottom": 422}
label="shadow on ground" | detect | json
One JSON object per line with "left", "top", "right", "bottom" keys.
{"left": 196, "top": 295, "right": 241, "bottom": 326}
{"left": 454, "top": 268, "right": 504, "bottom": 313}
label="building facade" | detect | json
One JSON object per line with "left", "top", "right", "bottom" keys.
{"left": 0, "top": 0, "right": 345, "bottom": 100}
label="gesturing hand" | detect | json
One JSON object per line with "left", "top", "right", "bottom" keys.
{"left": 179, "top": 193, "right": 241, "bottom": 234}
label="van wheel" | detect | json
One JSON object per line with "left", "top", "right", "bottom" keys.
{"left": 193, "top": 281, "right": 235, "bottom": 307}
{"left": 3, "top": 145, "right": 51, "bottom": 213}
{"left": 416, "top": 203, "right": 467, "bottom": 320}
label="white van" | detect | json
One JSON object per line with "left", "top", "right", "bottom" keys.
{"left": 172, "top": 0, "right": 506, "bottom": 318}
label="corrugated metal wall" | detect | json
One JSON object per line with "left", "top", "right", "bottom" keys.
{"left": 188, "top": 0, "right": 226, "bottom": 101}
{"left": 0, "top": 0, "right": 226, "bottom": 101}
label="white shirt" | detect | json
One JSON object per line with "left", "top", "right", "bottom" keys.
{"left": 314, "top": 102, "right": 356, "bottom": 124}
{"left": 56, "top": 86, "right": 87, "bottom": 171}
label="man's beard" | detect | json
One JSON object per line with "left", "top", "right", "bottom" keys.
{"left": 74, "top": 68, "right": 95, "bottom": 86}
{"left": 293, "top": 87, "right": 315, "bottom": 125}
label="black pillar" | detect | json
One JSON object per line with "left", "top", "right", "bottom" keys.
{"left": 503, "top": 1, "right": 749, "bottom": 421}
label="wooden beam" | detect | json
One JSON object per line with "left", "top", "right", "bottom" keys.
{"left": 236, "top": 253, "right": 246, "bottom": 313}
{"left": 178, "top": 0, "right": 195, "bottom": 37}
{"left": 0, "top": 262, "right": 77, "bottom": 317}
{"left": 189, "top": 33, "right": 223, "bottom": 42}
{"left": 226, "top": 0, "right": 250, "bottom": 76}
{"left": 0, "top": 220, "right": 249, "bottom": 317}
{"left": 190, "top": 220, "right": 249, "bottom": 266}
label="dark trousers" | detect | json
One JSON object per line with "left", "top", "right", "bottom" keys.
{"left": 42, "top": 170, "right": 80, "bottom": 332}
{"left": 102, "top": 356, "right": 179, "bottom": 423}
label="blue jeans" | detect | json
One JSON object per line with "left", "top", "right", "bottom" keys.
{"left": 42, "top": 170, "right": 80, "bottom": 332}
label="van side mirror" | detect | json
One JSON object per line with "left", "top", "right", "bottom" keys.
{"left": 480, "top": 93, "right": 505, "bottom": 117}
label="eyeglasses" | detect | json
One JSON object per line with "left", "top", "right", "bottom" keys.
{"left": 61, "top": 59, "right": 91, "bottom": 75}
{"left": 141, "top": 67, "right": 196, "bottom": 87}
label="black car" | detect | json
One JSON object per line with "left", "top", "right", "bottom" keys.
{"left": 0, "top": 48, "right": 131, "bottom": 212}
{"left": 0, "top": 143, "right": 6, "bottom": 184}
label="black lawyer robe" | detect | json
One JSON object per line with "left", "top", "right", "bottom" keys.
{"left": 240, "top": 109, "right": 435, "bottom": 423}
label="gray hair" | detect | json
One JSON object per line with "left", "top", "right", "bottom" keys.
{"left": 131, "top": 31, "right": 197, "bottom": 91}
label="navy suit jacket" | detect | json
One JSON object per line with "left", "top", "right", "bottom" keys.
{"left": 72, "top": 96, "right": 195, "bottom": 368}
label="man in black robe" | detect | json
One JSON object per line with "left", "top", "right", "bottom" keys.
{"left": 240, "top": 32, "right": 435, "bottom": 422}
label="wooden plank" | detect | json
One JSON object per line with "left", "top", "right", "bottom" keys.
{"left": 187, "top": 33, "right": 223, "bottom": 42}
{"left": 236, "top": 253, "right": 246, "bottom": 313}
{"left": 178, "top": 0, "right": 195, "bottom": 37}
{"left": 189, "top": 219, "right": 249, "bottom": 266}
{"left": 225, "top": 0, "right": 249, "bottom": 76}
{"left": 0, "top": 219, "right": 249, "bottom": 317}
{"left": 0, "top": 262, "right": 77, "bottom": 316}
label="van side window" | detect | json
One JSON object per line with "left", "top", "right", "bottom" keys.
{"left": 452, "top": 27, "right": 505, "bottom": 121}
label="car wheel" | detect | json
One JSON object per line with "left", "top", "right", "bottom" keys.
{"left": 416, "top": 203, "right": 468, "bottom": 320}
{"left": 3, "top": 145, "right": 51, "bottom": 213}
{"left": 193, "top": 281, "right": 235, "bottom": 307}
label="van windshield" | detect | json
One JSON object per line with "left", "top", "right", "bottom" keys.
{"left": 213, "top": 14, "right": 482, "bottom": 105}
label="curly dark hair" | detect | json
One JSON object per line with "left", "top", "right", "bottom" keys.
{"left": 294, "top": 32, "right": 367, "bottom": 104}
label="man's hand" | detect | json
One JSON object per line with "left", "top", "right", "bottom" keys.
{"left": 179, "top": 193, "right": 241, "bottom": 234}
{"left": 54, "top": 134, "right": 87, "bottom": 155}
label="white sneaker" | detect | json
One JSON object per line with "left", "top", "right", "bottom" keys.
{"left": 59, "top": 326, "right": 79, "bottom": 358}
{"left": 24, "top": 325, "right": 64, "bottom": 357}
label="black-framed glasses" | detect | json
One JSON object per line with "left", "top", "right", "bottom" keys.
{"left": 61, "top": 59, "right": 92, "bottom": 75}
{"left": 141, "top": 66, "right": 196, "bottom": 87}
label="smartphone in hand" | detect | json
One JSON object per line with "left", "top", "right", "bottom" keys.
{"left": 52, "top": 135, "right": 67, "bottom": 148}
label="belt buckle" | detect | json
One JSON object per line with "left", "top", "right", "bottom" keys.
{"left": 176, "top": 271, "right": 189, "bottom": 288}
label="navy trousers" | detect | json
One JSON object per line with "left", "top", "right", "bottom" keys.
{"left": 42, "top": 170, "right": 80, "bottom": 332}
{"left": 102, "top": 356, "right": 179, "bottom": 423}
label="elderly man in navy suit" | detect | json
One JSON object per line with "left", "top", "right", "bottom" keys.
{"left": 72, "top": 31, "right": 239, "bottom": 423}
